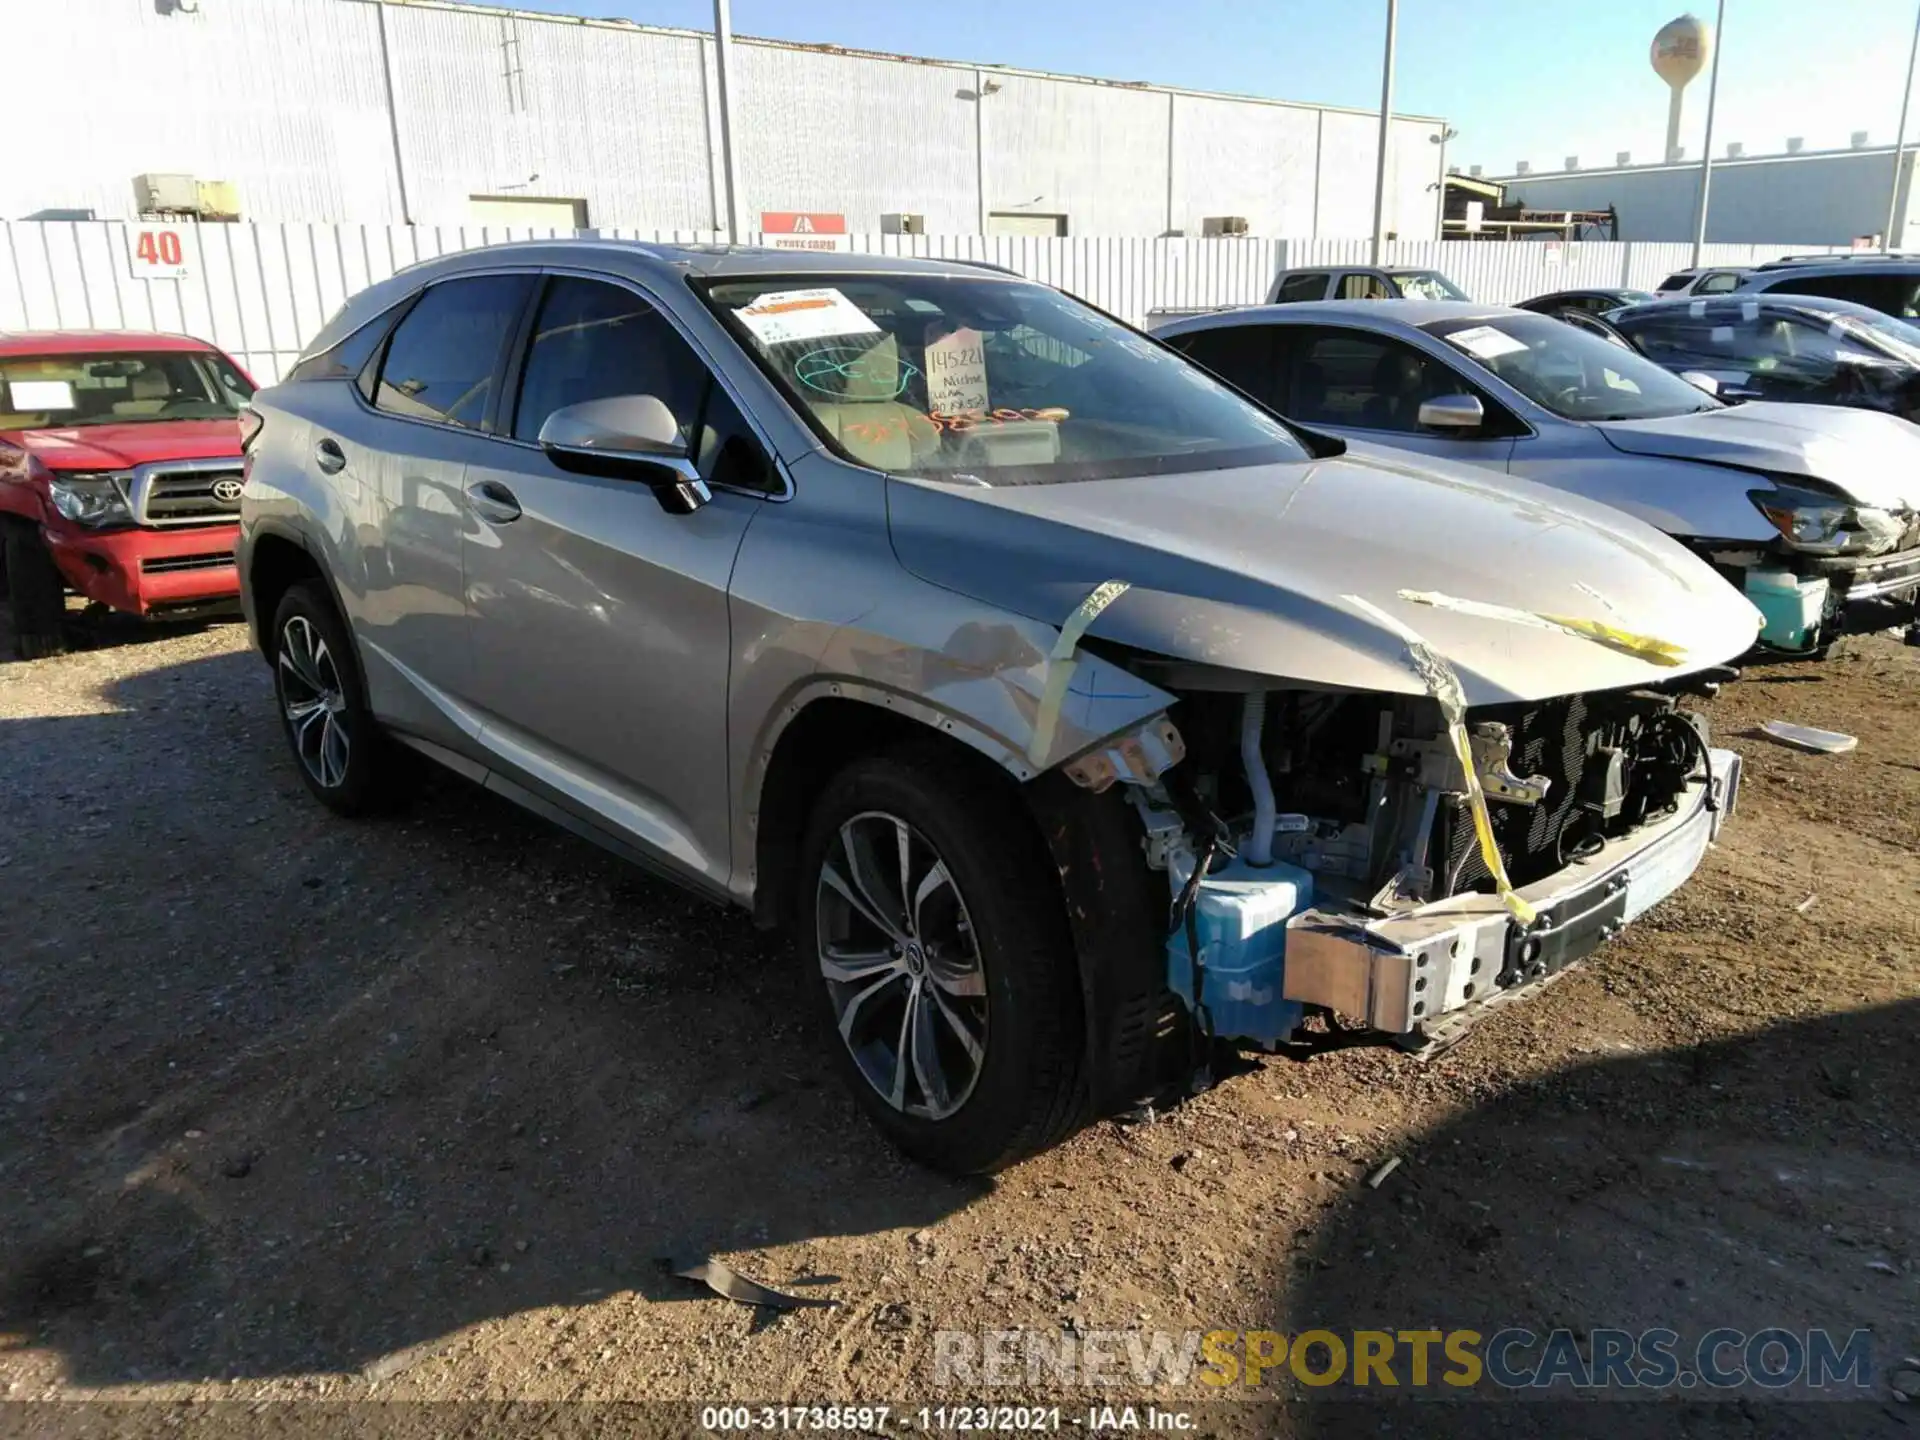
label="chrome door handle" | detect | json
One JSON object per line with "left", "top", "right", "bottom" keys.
{"left": 313, "top": 438, "right": 347, "bottom": 475}
{"left": 466, "top": 479, "right": 522, "bottom": 524}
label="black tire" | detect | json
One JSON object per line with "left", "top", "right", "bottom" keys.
{"left": 4, "top": 523, "right": 69, "bottom": 660}
{"left": 796, "top": 742, "right": 1086, "bottom": 1174}
{"left": 269, "top": 580, "right": 401, "bottom": 816}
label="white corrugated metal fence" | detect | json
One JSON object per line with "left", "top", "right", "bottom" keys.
{"left": 0, "top": 221, "right": 1847, "bottom": 384}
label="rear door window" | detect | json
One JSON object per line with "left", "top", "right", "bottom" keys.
{"left": 1273, "top": 272, "right": 1330, "bottom": 303}
{"left": 1697, "top": 271, "right": 1744, "bottom": 294}
{"left": 372, "top": 274, "right": 534, "bottom": 429}
{"left": 1337, "top": 272, "right": 1393, "bottom": 301}
{"left": 1167, "top": 325, "right": 1281, "bottom": 408}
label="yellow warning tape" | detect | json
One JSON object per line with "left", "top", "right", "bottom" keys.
{"left": 1396, "top": 590, "right": 1688, "bottom": 668}
{"left": 1027, "top": 579, "right": 1132, "bottom": 767}
{"left": 1344, "top": 593, "right": 1538, "bottom": 927}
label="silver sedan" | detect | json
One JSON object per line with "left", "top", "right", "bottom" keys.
{"left": 1157, "top": 300, "right": 1920, "bottom": 654}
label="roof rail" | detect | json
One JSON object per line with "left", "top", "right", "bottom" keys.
{"left": 1755, "top": 250, "right": 1920, "bottom": 269}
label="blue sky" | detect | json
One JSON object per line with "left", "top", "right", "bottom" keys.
{"left": 453, "top": 0, "right": 1920, "bottom": 173}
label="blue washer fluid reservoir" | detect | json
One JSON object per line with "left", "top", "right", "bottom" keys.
{"left": 1165, "top": 851, "right": 1315, "bottom": 1048}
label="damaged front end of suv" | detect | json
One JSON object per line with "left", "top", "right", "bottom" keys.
{"left": 1029, "top": 635, "right": 1742, "bottom": 1115}
{"left": 877, "top": 451, "right": 1761, "bottom": 1121}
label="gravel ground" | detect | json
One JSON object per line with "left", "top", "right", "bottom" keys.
{"left": 0, "top": 607, "right": 1916, "bottom": 1438}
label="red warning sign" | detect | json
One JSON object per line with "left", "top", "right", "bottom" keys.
{"left": 760, "top": 212, "right": 850, "bottom": 251}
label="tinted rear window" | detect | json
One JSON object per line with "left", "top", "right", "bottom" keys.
{"left": 1167, "top": 325, "right": 1280, "bottom": 408}
{"left": 373, "top": 274, "right": 534, "bottom": 429}
{"left": 1759, "top": 271, "right": 1920, "bottom": 318}
{"left": 287, "top": 301, "right": 411, "bottom": 386}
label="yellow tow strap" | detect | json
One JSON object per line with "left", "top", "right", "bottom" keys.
{"left": 1344, "top": 593, "right": 1539, "bottom": 927}
{"left": 1396, "top": 589, "right": 1688, "bottom": 668}
{"left": 1027, "top": 579, "right": 1132, "bottom": 767}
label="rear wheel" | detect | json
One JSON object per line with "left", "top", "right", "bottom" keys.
{"left": 796, "top": 746, "right": 1085, "bottom": 1173}
{"left": 3, "top": 523, "right": 69, "bottom": 660}
{"left": 270, "top": 581, "right": 400, "bottom": 815}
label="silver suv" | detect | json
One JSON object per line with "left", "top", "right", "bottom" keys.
{"left": 237, "top": 242, "right": 1756, "bottom": 1172}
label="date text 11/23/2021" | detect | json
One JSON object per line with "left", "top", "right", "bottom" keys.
{"left": 699, "top": 1405, "right": 1195, "bottom": 1432}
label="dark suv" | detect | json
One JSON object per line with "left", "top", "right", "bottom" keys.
{"left": 1737, "top": 255, "right": 1920, "bottom": 319}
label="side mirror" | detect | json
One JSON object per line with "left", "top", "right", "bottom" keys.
{"left": 1678, "top": 370, "right": 1721, "bottom": 397}
{"left": 1417, "top": 394, "right": 1485, "bottom": 431}
{"left": 537, "top": 394, "right": 710, "bottom": 515}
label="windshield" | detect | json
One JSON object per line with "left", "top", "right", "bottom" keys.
{"left": 1422, "top": 313, "right": 1720, "bottom": 421}
{"left": 704, "top": 275, "right": 1307, "bottom": 483}
{"left": 0, "top": 350, "right": 253, "bottom": 430}
{"left": 1839, "top": 309, "right": 1920, "bottom": 365}
{"left": 1390, "top": 271, "right": 1469, "bottom": 301}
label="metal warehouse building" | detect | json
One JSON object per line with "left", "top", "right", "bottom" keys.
{"left": 1499, "top": 144, "right": 1920, "bottom": 247}
{"left": 7, "top": 0, "right": 1446, "bottom": 239}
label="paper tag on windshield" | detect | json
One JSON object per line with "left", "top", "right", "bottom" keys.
{"left": 1444, "top": 326, "right": 1528, "bottom": 360}
{"left": 734, "top": 288, "right": 880, "bottom": 346}
{"left": 925, "top": 327, "right": 989, "bottom": 413}
{"left": 9, "top": 380, "right": 76, "bottom": 410}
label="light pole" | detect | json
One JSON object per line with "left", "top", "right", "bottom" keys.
{"left": 1884, "top": 2, "right": 1920, "bottom": 251}
{"left": 1688, "top": 0, "right": 1728, "bottom": 268}
{"left": 713, "top": 0, "right": 744, "bottom": 243}
{"left": 1431, "top": 126, "right": 1458, "bottom": 241}
{"left": 1369, "top": 0, "right": 1399, "bottom": 265}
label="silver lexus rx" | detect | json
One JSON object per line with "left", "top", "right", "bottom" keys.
{"left": 238, "top": 242, "right": 1757, "bottom": 1172}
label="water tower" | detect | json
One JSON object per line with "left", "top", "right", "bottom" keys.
{"left": 1652, "top": 14, "right": 1713, "bottom": 163}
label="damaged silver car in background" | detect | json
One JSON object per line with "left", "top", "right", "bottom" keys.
{"left": 238, "top": 243, "right": 1760, "bottom": 1173}
{"left": 1156, "top": 301, "right": 1920, "bottom": 656}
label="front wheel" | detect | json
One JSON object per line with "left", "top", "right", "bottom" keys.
{"left": 270, "top": 581, "right": 400, "bottom": 815}
{"left": 4, "top": 524, "right": 69, "bottom": 659}
{"left": 796, "top": 746, "right": 1085, "bottom": 1173}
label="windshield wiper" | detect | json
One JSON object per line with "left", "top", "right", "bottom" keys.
{"left": 1586, "top": 409, "right": 1707, "bottom": 421}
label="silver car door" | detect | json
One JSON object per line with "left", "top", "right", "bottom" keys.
{"left": 460, "top": 273, "right": 776, "bottom": 893}
{"left": 351, "top": 271, "right": 538, "bottom": 747}
{"left": 1278, "top": 324, "right": 1517, "bottom": 469}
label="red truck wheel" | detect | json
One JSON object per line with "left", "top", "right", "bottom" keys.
{"left": 3, "top": 524, "right": 69, "bottom": 660}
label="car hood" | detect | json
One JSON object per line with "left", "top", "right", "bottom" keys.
{"left": 1596, "top": 402, "right": 1920, "bottom": 510}
{"left": 0, "top": 419, "right": 244, "bottom": 470}
{"left": 886, "top": 451, "right": 1762, "bottom": 708}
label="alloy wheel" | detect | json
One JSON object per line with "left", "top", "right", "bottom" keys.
{"left": 278, "top": 614, "right": 351, "bottom": 790}
{"left": 815, "top": 810, "right": 989, "bottom": 1120}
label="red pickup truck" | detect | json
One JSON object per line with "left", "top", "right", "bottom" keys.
{"left": 0, "top": 331, "right": 253, "bottom": 658}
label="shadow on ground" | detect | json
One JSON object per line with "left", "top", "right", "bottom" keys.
{"left": 0, "top": 599, "right": 233, "bottom": 666}
{"left": 1274, "top": 998, "right": 1918, "bottom": 1437}
{"left": 0, "top": 647, "right": 977, "bottom": 1386}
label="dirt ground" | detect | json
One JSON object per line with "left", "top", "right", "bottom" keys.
{"left": 1, "top": 605, "right": 1916, "bottom": 1439}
